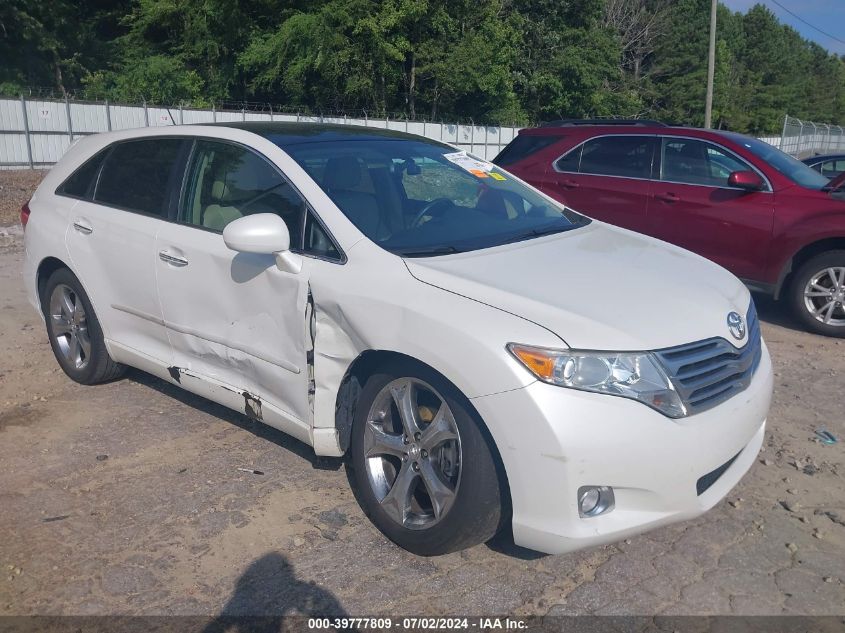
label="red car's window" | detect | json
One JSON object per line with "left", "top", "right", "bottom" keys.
{"left": 576, "top": 136, "right": 655, "bottom": 179}
{"left": 661, "top": 138, "right": 750, "bottom": 187}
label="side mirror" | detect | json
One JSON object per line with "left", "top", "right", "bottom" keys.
{"left": 223, "top": 213, "right": 302, "bottom": 274}
{"left": 728, "top": 170, "right": 764, "bottom": 192}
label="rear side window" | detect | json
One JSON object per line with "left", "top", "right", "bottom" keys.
{"left": 577, "top": 136, "right": 655, "bottom": 179}
{"left": 494, "top": 134, "right": 561, "bottom": 166}
{"left": 95, "top": 139, "right": 183, "bottom": 216}
{"left": 57, "top": 150, "right": 108, "bottom": 199}
{"left": 554, "top": 145, "right": 582, "bottom": 172}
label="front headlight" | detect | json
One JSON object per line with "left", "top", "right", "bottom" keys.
{"left": 507, "top": 343, "right": 687, "bottom": 418}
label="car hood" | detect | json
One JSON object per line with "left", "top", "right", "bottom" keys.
{"left": 404, "top": 222, "right": 751, "bottom": 351}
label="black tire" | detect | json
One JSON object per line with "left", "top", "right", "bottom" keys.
{"left": 349, "top": 361, "right": 504, "bottom": 556}
{"left": 41, "top": 268, "right": 126, "bottom": 384}
{"left": 788, "top": 250, "right": 845, "bottom": 338}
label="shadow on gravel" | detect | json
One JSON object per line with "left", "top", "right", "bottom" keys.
{"left": 752, "top": 292, "right": 802, "bottom": 331}
{"left": 126, "top": 369, "right": 345, "bottom": 472}
{"left": 202, "top": 552, "right": 347, "bottom": 630}
{"left": 485, "top": 528, "right": 547, "bottom": 561}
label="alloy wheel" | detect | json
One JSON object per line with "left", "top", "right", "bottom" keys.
{"left": 363, "top": 378, "right": 462, "bottom": 530}
{"left": 803, "top": 267, "right": 845, "bottom": 327}
{"left": 49, "top": 283, "right": 92, "bottom": 369}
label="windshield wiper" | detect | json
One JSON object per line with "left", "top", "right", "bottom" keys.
{"left": 396, "top": 245, "right": 461, "bottom": 258}
{"left": 500, "top": 224, "right": 574, "bottom": 245}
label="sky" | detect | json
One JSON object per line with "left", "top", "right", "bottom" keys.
{"left": 721, "top": 0, "right": 845, "bottom": 55}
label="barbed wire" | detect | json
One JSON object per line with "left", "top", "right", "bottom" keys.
{"left": 5, "top": 86, "right": 529, "bottom": 127}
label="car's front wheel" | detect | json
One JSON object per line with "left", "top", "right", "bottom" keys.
{"left": 789, "top": 250, "right": 845, "bottom": 337}
{"left": 350, "top": 362, "right": 504, "bottom": 555}
{"left": 42, "top": 268, "right": 126, "bottom": 384}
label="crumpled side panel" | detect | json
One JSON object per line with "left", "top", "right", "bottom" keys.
{"left": 311, "top": 299, "right": 367, "bottom": 449}
{"left": 155, "top": 228, "right": 313, "bottom": 427}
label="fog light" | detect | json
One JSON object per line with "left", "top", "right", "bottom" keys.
{"left": 578, "top": 486, "right": 615, "bottom": 518}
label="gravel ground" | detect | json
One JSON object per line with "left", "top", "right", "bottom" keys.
{"left": 0, "top": 170, "right": 844, "bottom": 617}
{"left": 0, "top": 170, "right": 46, "bottom": 226}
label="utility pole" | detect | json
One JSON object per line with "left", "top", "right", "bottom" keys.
{"left": 704, "top": 0, "right": 717, "bottom": 128}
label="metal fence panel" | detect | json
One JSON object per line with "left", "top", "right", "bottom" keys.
{"left": 0, "top": 133, "right": 28, "bottom": 167}
{"left": 0, "top": 96, "right": 515, "bottom": 168}
{"left": 215, "top": 110, "right": 242, "bottom": 123}
{"left": 181, "top": 109, "right": 215, "bottom": 124}
{"left": 25, "top": 100, "right": 67, "bottom": 133}
{"left": 0, "top": 98, "right": 25, "bottom": 130}
{"left": 70, "top": 102, "right": 106, "bottom": 133}
{"left": 9, "top": 96, "right": 844, "bottom": 170}
{"left": 110, "top": 104, "right": 145, "bottom": 129}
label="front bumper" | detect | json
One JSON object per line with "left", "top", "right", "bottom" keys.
{"left": 471, "top": 341, "right": 773, "bottom": 555}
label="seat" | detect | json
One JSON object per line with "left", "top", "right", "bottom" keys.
{"left": 477, "top": 188, "right": 525, "bottom": 220}
{"left": 202, "top": 175, "right": 244, "bottom": 231}
{"left": 666, "top": 143, "right": 710, "bottom": 185}
{"left": 322, "top": 156, "right": 382, "bottom": 237}
{"left": 202, "top": 203, "right": 242, "bottom": 231}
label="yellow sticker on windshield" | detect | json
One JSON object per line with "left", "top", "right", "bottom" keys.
{"left": 489, "top": 172, "right": 506, "bottom": 181}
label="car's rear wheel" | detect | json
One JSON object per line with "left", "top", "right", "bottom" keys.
{"left": 42, "top": 268, "right": 126, "bottom": 384}
{"left": 349, "top": 362, "right": 504, "bottom": 555}
{"left": 789, "top": 251, "right": 845, "bottom": 337}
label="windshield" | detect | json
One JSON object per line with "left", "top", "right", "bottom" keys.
{"left": 724, "top": 134, "right": 831, "bottom": 190}
{"left": 281, "top": 139, "right": 588, "bottom": 256}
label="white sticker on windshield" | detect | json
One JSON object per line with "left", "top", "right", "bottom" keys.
{"left": 443, "top": 151, "right": 494, "bottom": 178}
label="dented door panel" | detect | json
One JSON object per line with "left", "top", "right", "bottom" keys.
{"left": 154, "top": 223, "right": 312, "bottom": 431}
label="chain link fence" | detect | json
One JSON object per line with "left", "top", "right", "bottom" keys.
{"left": 776, "top": 115, "right": 845, "bottom": 158}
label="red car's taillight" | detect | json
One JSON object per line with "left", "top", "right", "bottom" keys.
{"left": 20, "top": 200, "right": 31, "bottom": 230}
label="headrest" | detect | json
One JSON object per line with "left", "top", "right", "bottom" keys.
{"left": 678, "top": 143, "right": 701, "bottom": 159}
{"left": 323, "top": 156, "right": 363, "bottom": 190}
{"left": 211, "top": 164, "right": 261, "bottom": 203}
{"left": 211, "top": 179, "right": 227, "bottom": 200}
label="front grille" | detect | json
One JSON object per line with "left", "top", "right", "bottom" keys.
{"left": 654, "top": 302, "right": 762, "bottom": 416}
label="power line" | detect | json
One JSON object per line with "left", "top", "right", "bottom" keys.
{"left": 767, "top": 0, "right": 845, "bottom": 46}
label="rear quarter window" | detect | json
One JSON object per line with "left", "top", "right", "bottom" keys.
{"left": 494, "top": 134, "right": 562, "bottom": 166}
{"left": 56, "top": 149, "right": 109, "bottom": 199}
{"left": 94, "top": 139, "right": 184, "bottom": 216}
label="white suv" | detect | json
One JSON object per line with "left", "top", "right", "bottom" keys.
{"left": 22, "top": 123, "right": 773, "bottom": 555}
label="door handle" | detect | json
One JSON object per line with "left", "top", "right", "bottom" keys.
{"left": 72, "top": 220, "right": 93, "bottom": 235}
{"left": 657, "top": 192, "right": 680, "bottom": 203}
{"left": 560, "top": 179, "right": 581, "bottom": 189}
{"left": 158, "top": 250, "right": 189, "bottom": 267}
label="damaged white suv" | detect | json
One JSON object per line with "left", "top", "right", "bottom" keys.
{"left": 23, "top": 123, "right": 773, "bottom": 555}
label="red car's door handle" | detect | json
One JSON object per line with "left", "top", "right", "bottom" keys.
{"left": 559, "top": 179, "right": 580, "bottom": 189}
{"left": 657, "top": 192, "right": 680, "bottom": 203}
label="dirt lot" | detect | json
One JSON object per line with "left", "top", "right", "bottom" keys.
{"left": 0, "top": 170, "right": 45, "bottom": 226}
{"left": 0, "top": 170, "right": 844, "bottom": 617}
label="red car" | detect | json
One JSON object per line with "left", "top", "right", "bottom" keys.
{"left": 496, "top": 120, "right": 845, "bottom": 337}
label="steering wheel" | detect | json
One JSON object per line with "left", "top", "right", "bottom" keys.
{"left": 411, "top": 198, "right": 454, "bottom": 228}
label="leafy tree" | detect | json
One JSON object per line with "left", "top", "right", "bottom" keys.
{"left": 0, "top": 0, "right": 118, "bottom": 94}
{"left": 2, "top": 0, "right": 844, "bottom": 131}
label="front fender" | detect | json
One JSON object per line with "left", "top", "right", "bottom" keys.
{"left": 306, "top": 243, "right": 565, "bottom": 453}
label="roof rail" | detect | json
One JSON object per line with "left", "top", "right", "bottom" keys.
{"left": 539, "top": 118, "right": 667, "bottom": 128}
